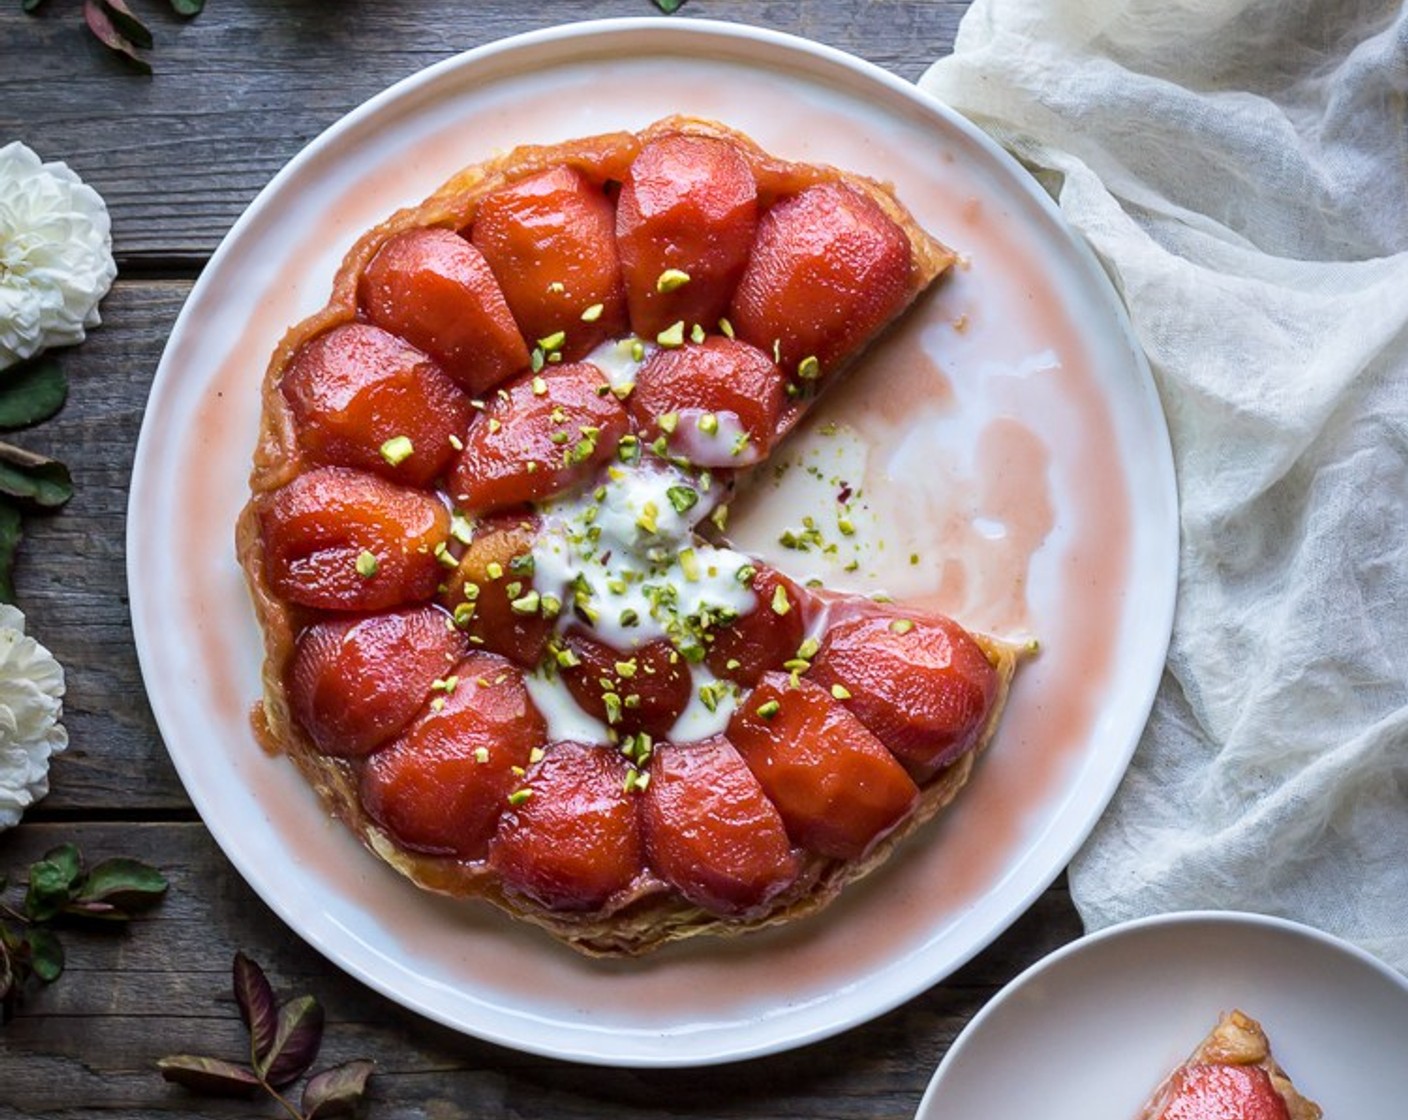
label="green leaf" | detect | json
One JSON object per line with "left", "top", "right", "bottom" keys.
{"left": 26, "top": 927, "right": 64, "bottom": 983}
{"left": 653, "top": 0, "right": 687, "bottom": 12}
{"left": 24, "top": 850, "right": 83, "bottom": 922}
{"left": 0, "top": 443, "right": 73, "bottom": 509}
{"left": 76, "top": 858, "right": 168, "bottom": 911}
{"left": 303, "top": 1059, "right": 375, "bottom": 1118}
{"left": 169, "top": 0, "right": 204, "bottom": 13}
{"left": 43, "top": 845, "right": 83, "bottom": 889}
{"left": 0, "top": 502, "right": 21, "bottom": 605}
{"left": 0, "top": 938, "right": 12, "bottom": 1002}
{"left": 157, "top": 1055, "right": 262, "bottom": 1097}
{"left": 0, "top": 357, "right": 67, "bottom": 430}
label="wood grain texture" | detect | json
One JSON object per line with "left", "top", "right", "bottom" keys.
{"left": 0, "top": 1, "right": 966, "bottom": 266}
{"left": 11, "top": 280, "right": 193, "bottom": 814}
{"left": 0, "top": 824, "right": 1082, "bottom": 1118}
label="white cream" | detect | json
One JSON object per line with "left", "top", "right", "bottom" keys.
{"left": 524, "top": 455, "right": 760, "bottom": 745}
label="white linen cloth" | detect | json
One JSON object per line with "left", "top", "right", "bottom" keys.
{"left": 921, "top": 0, "right": 1408, "bottom": 971}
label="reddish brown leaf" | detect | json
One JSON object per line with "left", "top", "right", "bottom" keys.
{"left": 157, "top": 1055, "right": 262, "bottom": 1098}
{"left": 303, "top": 1059, "right": 376, "bottom": 1118}
{"left": 232, "top": 952, "right": 278, "bottom": 1066}
{"left": 83, "top": 0, "right": 152, "bottom": 74}
{"left": 260, "top": 994, "right": 325, "bottom": 1088}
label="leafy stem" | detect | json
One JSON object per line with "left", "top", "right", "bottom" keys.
{"left": 159, "top": 952, "right": 374, "bottom": 1118}
{"left": 20, "top": 1, "right": 205, "bottom": 74}
{"left": 0, "top": 843, "right": 168, "bottom": 1022}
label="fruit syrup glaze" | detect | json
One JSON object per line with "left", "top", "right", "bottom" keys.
{"left": 170, "top": 58, "right": 1131, "bottom": 1007}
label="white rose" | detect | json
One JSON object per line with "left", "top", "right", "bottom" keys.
{"left": 0, "top": 603, "right": 67, "bottom": 830}
{"left": 0, "top": 141, "right": 117, "bottom": 371}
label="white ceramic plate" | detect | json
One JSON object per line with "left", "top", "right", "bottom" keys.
{"left": 128, "top": 19, "right": 1177, "bottom": 1065}
{"left": 916, "top": 911, "right": 1408, "bottom": 1118}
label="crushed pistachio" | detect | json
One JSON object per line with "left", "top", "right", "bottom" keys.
{"left": 507, "top": 789, "right": 533, "bottom": 807}
{"left": 830, "top": 683, "right": 853, "bottom": 700}
{"left": 771, "top": 584, "right": 792, "bottom": 615}
{"left": 379, "top": 435, "right": 414, "bottom": 466}
{"left": 581, "top": 302, "right": 604, "bottom": 322}
{"left": 656, "top": 268, "right": 691, "bottom": 292}
{"left": 657, "top": 321, "right": 686, "bottom": 348}
{"left": 797, "top": 355, "right": 821, "bottom": 381}
{"left": 354, "top": 550, "right": 379, "bottom": 578}
{"left": 889, "top": 618, "right": 916, "bottom": 635}
{"left": 755, "top": 699, "right": 781, "bottom": 720}
{"left": 538, "top": 330, "right": 566, "bottom": 353}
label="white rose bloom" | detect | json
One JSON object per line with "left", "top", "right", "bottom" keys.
{"left": 0, "top": 604, "right": 67, "bottom": 830}
{"left": 0, "top": 140, "right": 117, "bottom": 371}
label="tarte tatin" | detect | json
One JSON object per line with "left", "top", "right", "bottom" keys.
{"left": 237, "top": 116, "right": 1026, "bottom": 956}
{"left": 1138, "top": 1011, "right": 1322, "bottom": 1120}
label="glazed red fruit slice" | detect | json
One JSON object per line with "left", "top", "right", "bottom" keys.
{"left": 471, "top": 166, "right": 628, "bottom": 361}
{"left": 731, "top": 181, "right": 912, "bottom": 378}
{"left": 357, "top": 227, "right": 530, "bottom": 395}
{"left": 437, "top": 511, "right": 550, "bottom": 668}
{"left": 489, "top": 741, "right": 644, "bottom": 911}
{"left": 559, "top": 631, "right": 692, "bottom": 739}
{"left": 809, "top": 611, "right": 997, "bottom": 782}
{"left": 448, "top": 363, "right": 630, "bottom": 514}
{"left": 616, "top": 134, "right": 758, "bottom": 339}
{"left": 259, "top": 466, "right": 449, "bottom": 611}
{"left": 727, "top": 672, "right": 919, "bottom": 860}
{"left": 705, "top": 565, "right": 809, "bottom": 686}
{"left": 288, "top": 606, "right": 467, "bottom": 758}
{"left": 642, "top": 736, "right": 800, "bottom": 916}
{"left": 628, "top": 337, "right": 787, "bottom": 466}
{"left": 280, "top": 323, "right": 471, "bottom": 488}
{"left": 1155, "top": 1065, "right": 1291, "bottom": 1120}
{"left": 359, "top": 652, "right": 545, "bottom": 859}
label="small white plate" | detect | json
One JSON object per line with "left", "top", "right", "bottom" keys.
{"left": 916, "top": 911, "right": 1408, "bottom": 1118}
{"left": 128, "top": 19, "right": 1176, "bottom": 1065}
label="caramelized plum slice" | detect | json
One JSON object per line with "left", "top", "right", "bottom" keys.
{"left": 471, "top": 167, "right": 627, "bottom": 360}
{"left": 260, "top": 467, "right": 449, "bottom": 611}
{"left": 616, "top": 135, "right": 758, "bottom": 339}
{"left": 642, "top": 736, "right": 800, "bottom": 916}
{"left": 809, "top": 611, "right": 997, "bottom": 782}
{"left": 727, "top": 672, "right": 918, "bottom": 860}
{"left": 628, "top": 338, "right": 786, "bottom": 466}
{"left": 1155, "top": 1065, "right": 1291, "bottom": 1120}
{"left": 437, "top": 511, "right": 550, "bottom": 668}
{"left": 448, "top": 363, "right": 629, "bottom": 514}
{"left": 358, "top": 228, "right": 530, "bottom": 395}
{"left": 559, "top": 631, "right": 691, "bottom": 739}
{"left": 359, "top": 652, "right": 545, "bottom": 859}
{"left": 731, "top": 182, "right": 912, "bottom": 378}
{"left": 288, "top": 606, "right": 467, "bottom": 758}
{"left": 489, "top": 741, "right": 644, "bottom": 911}
{"left": 705, "top": 565, "right": 809, "bottom": 686}
{"left": 280, "top": 323, "right": 470, "bottom": 488}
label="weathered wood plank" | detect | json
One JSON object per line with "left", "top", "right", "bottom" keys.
{"left": 9, "top": 280, "right": 193, "bottom": 814}
{"left": 0, "top": 1, "right": 965, "bottom": 265}
{"left": 0, "top": 822, "right": 1084, "bottom": 1117}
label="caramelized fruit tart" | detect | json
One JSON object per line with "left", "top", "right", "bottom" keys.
{"left": 1139, "top": 1011, "right": 1323, "bottom": 1120}
{"left": 237, "top": 116, "right": 1026, "bottom": 956}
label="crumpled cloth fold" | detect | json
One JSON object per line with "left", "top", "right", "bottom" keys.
{"left": 921, "top": 0, "right": 1408, "bottom": 971}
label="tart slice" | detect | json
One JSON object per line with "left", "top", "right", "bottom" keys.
{"left": 1139, "top": 1011, "right": 1322, "bottom": 1120}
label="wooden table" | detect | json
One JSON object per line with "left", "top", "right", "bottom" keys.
{"left": 0, "top": 3, "right": 1083, "bottom": 1115}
